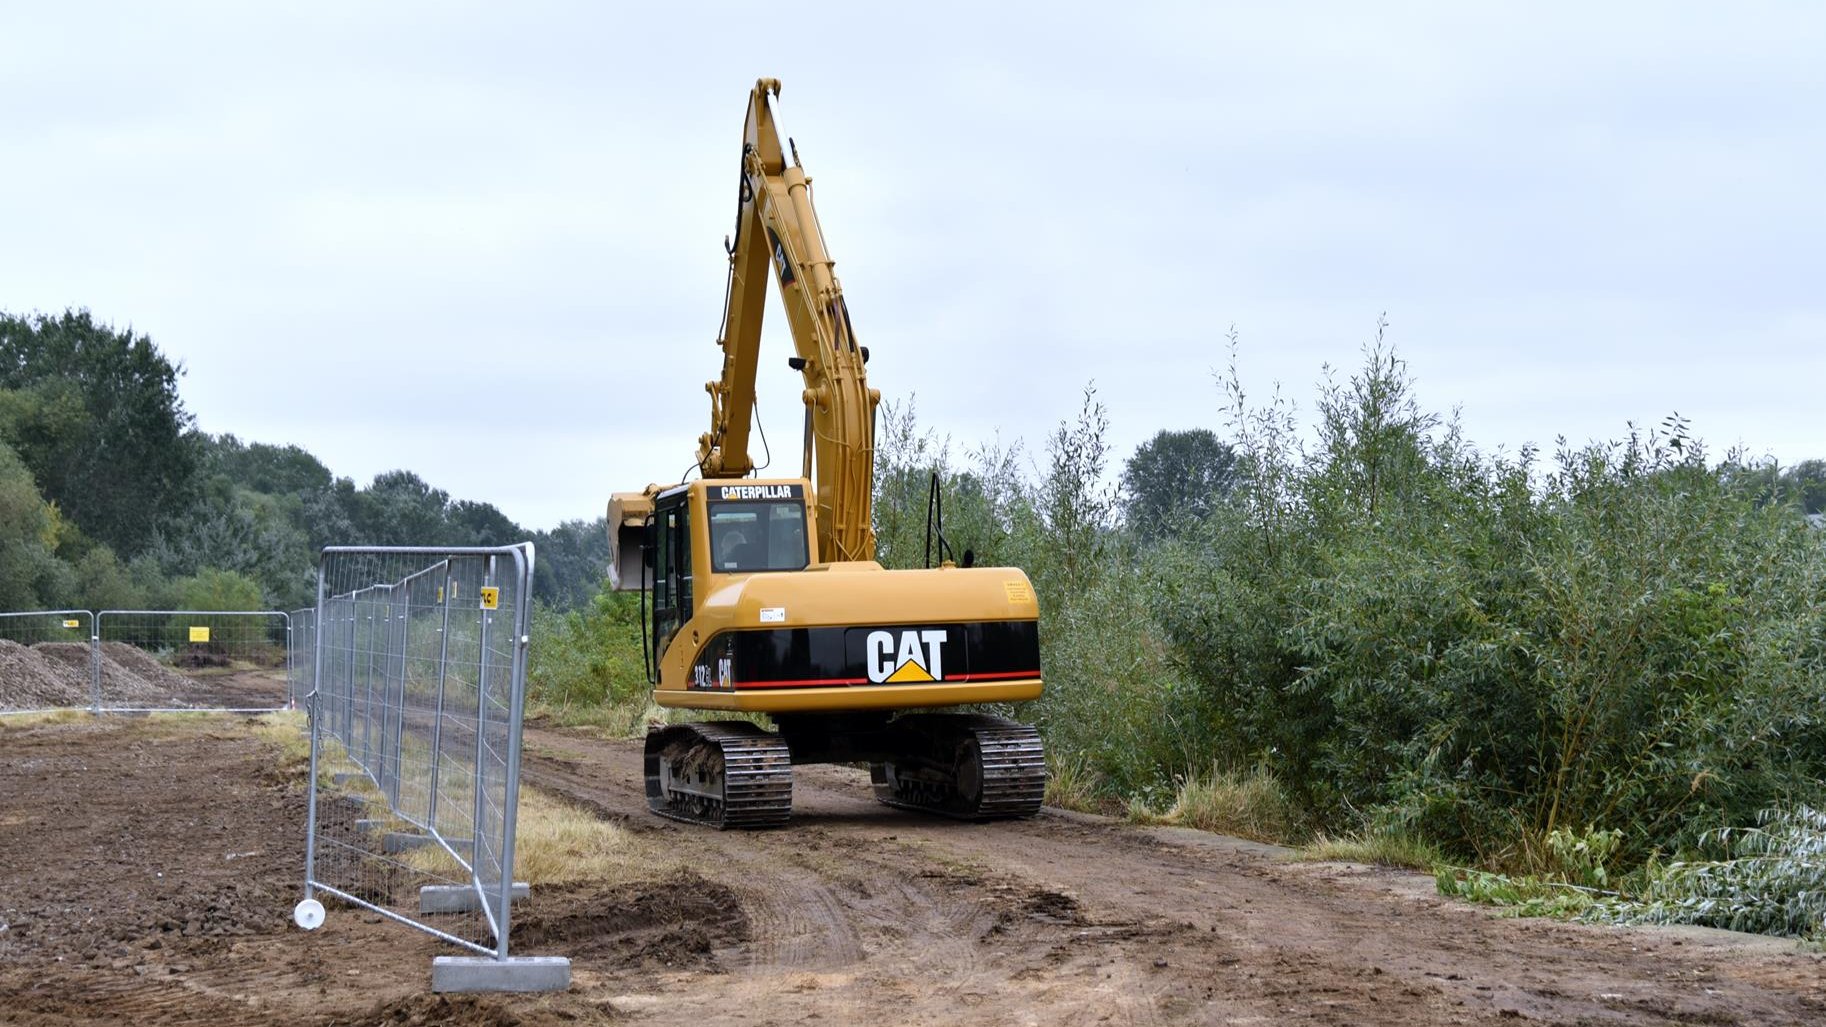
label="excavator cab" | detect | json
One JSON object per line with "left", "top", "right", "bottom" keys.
{"left": 614, "top": 479, "right": 822, "bottom": 677}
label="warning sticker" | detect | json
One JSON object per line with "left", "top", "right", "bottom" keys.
{"left": 189, "top": 626, "right": 211, "bottom": 643}
{"left": 63, "top": 619, "right": 80, "bottom": 629}
{"left": 479, "top": 587, "right": 500, "bottom": 611}
{"left": 1003, "top": 581, "right": 1034, "bottom": 605}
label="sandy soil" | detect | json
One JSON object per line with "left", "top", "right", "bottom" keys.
{"left": 1, "top": 716, "right": 1822, "bottom": 1026}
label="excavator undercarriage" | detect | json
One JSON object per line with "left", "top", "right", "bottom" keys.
{"left": 645, "top": 713, "right": 1046, "bottom": 829}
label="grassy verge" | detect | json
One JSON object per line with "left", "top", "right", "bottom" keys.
{"left": 1127, "top": 764, "right": 1300, "bottom": 843}
{"left": 1294, "top": 829, "right": 1443, "bottom": 870}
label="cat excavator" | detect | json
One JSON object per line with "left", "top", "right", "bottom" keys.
{"left": 606, "top": 78, "right": 1046, "bottom": 828}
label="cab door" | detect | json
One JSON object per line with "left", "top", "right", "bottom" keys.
{"left": 649, "top": 491, "right": 694, "bottom": 672}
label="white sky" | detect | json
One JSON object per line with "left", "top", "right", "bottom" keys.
{"left": 4, "top": 2, "right": 1823, "bottom": 529}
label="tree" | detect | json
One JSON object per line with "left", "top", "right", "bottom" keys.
{"left": 171, "top": 567, "right": 265, "bottom": 611}
{"left": 0, "top": 310, "right": 199, "bottom": 553}
{"left": 449, "top": 499, "right": 523, "bottom": 547}
{"left": 353, "top": 470, "right": 452, "bottom": 546}
{"left": 204, "top": 434, "right": 333, "bottom": 495}
{"left": 0, "top": 440, "right": 74, "bottom": 609}
{"left": 531, "top": 518, "right": 612, "bottom": 610}
{"left": 1781, "top": 460, "right": 1826, "bottom": 515}
{"left": 1120, "top": 428, "right": 1237, "bottom": 542}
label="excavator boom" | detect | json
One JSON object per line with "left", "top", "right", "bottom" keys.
{"left": 698, "top": 78, "right": 879, "bottom": 563}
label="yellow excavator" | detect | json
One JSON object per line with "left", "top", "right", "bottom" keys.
{"left": 606, "top": 78, "right": 1046, "bottom": 828}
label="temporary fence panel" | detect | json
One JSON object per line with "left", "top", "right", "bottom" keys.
{"left": 300, "top": 545, "right": 557, "bottom": 985}
{"left": 0, "top": 610, "right": 98, "bottom": 715}
{"left": 288, "top": 607, "right": 315, "bottom": 709}
{"left": 94, "top": 610, "right": 292, "bottom": 713}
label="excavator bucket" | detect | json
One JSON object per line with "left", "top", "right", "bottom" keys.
{"left": 606, "top": 491, "right": 654, "bottom": 591}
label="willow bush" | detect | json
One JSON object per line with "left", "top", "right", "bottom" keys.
{"left": 1152, "top": 330, "right": 1826, "bottom": 868}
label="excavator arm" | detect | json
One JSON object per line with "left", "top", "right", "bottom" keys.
{"left": 696, "top": 78, "right": 880, "bottom": 563}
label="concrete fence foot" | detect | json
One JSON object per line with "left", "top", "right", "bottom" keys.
{"left": 432, "top": 955, "right": 570, "bottom": 993}
{"left": 382, "top": 832, "right": 472, "bottom": 854}
{"left": 419, "top": 882, "right": 530, "bottom": 914}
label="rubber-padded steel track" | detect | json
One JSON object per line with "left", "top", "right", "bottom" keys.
{"left": 870, "top": 714, "right": 1046, "bottom": 820}
{"left": 645, "top": 721, "right": 793, "bottom": 829}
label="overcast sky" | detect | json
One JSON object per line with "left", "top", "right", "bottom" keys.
{"left": 4, "top": 2, "right": 1823, "bottom": 530}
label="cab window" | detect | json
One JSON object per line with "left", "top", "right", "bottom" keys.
{"left": 708, "top": 501, "right": 808, "bottom": 572}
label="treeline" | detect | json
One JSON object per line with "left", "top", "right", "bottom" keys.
{"left": 1, "top": 309, "right": 608, "bottom": 614}
{"left": 867, "top": 333, "right": 1826, "bottom": 872}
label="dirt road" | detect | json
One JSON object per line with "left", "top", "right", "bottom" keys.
{"left": 1, "top": 716, "right": 1821, "bottom": 1025}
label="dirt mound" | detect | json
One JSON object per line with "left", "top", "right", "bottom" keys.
{"left": 99, "top": 640, "right": 197, "bottom": 693}
{"left": 0, "top": 638, "right": 92, "bottom": 709}
{"left": 35, "top": 641, "right": 186, "bottom": 707}
{"left": 511, "top": 873, "right": 748, "bottom": 971}
{"left": 2, "top": 640, "right": 232, "bottom": 710}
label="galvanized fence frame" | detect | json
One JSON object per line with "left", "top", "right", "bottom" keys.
{"left": 299, "top": 545, "right": 539, "bottom": 966}
{"left": 95, "top": 609, "right": 293, "bottom": 713}
{"left": 288, "top": 607, "right": 315, "bottom": 708}
{"left": 0, "top": 610, "right": 100, "bottom": 715}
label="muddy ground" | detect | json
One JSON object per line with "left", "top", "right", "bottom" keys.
{"left": 0, "top": 717, "right": 1821, "bottom": 1026}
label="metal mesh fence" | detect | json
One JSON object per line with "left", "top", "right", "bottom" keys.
{"left": 0, "top": 610, "right": 98, "bottom": 714}
{"left": 288, "top": 607, "right": 315, "bottom": 708}
{"left": 302, "top": 545, "right": 534, "bottom": 959}
{"left": 94, "top": 610, "right": 292, "bottom": 713}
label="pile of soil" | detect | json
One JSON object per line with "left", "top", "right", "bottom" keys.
{"left": 97, "top": 640, "right": 199, "bottom": 693}
{"left": 0, "top": 639, "right": 90, "bottom": 709}
{"left": 0, "top": 640, "right": 213, "bottom": 711}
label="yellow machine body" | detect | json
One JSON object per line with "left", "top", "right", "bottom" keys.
{"left": 610, "top": 479, "right": 1042, "bottom": 715}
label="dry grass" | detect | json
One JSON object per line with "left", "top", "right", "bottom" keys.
{"left": 248, "top": 709, "right": 311, "bottom": 772}
{"left": 400, "top": 786, "right": 646, "bottom": 887}
{"left": 508, "top": 789, "right": 642, "bottom": 885}
{"left": 0, "top": 709, "right": 90, "bottom": 728}
{"left": 1042, "top": 752, "right": 1101, "bottom": 812}
{"left": 1129, "top": 764, "right": 1299, "bottom": 843}
{"left": 1295, "top": 829, "right": 1443, "bottom": 870}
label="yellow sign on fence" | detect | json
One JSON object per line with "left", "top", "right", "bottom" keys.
{"left": 479, "top": 587, "right": 499, "bottom": 611}
{"left": 189, "top": 626, "right": 211, "bottom": 643}
{"left": 63, "top": 619, "right": 80, "bottom": 629}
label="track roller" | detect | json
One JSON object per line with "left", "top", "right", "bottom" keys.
{"left": 870, "top": 714, "right": 1046, "bottom": 820}
{"left": 645, "top": 721, "right": 793, "bottom": 829}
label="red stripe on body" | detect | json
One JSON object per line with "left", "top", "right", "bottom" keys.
{"left": 732, "top": 670, "right": 1040, "bottom": 690}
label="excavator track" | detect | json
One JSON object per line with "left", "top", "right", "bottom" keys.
{"left": 645, "top": 721, "right": 793, "bottom": 829}
{"left": 870, "top": 714, "right": 1046, "bottom": 820}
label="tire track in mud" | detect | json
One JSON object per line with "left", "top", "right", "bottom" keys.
{"left": 725, "top": 865, "right": 865, "bottom": 970}
{"left": 517, "top": 726, "right": 1176, "bottom": 1023}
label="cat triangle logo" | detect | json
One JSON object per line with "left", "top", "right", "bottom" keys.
{"left": 885, "top": 657, "right": 935, "bottom": 683}
{"left": 865, "top": 628, "right": 948, "bottom": 684}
